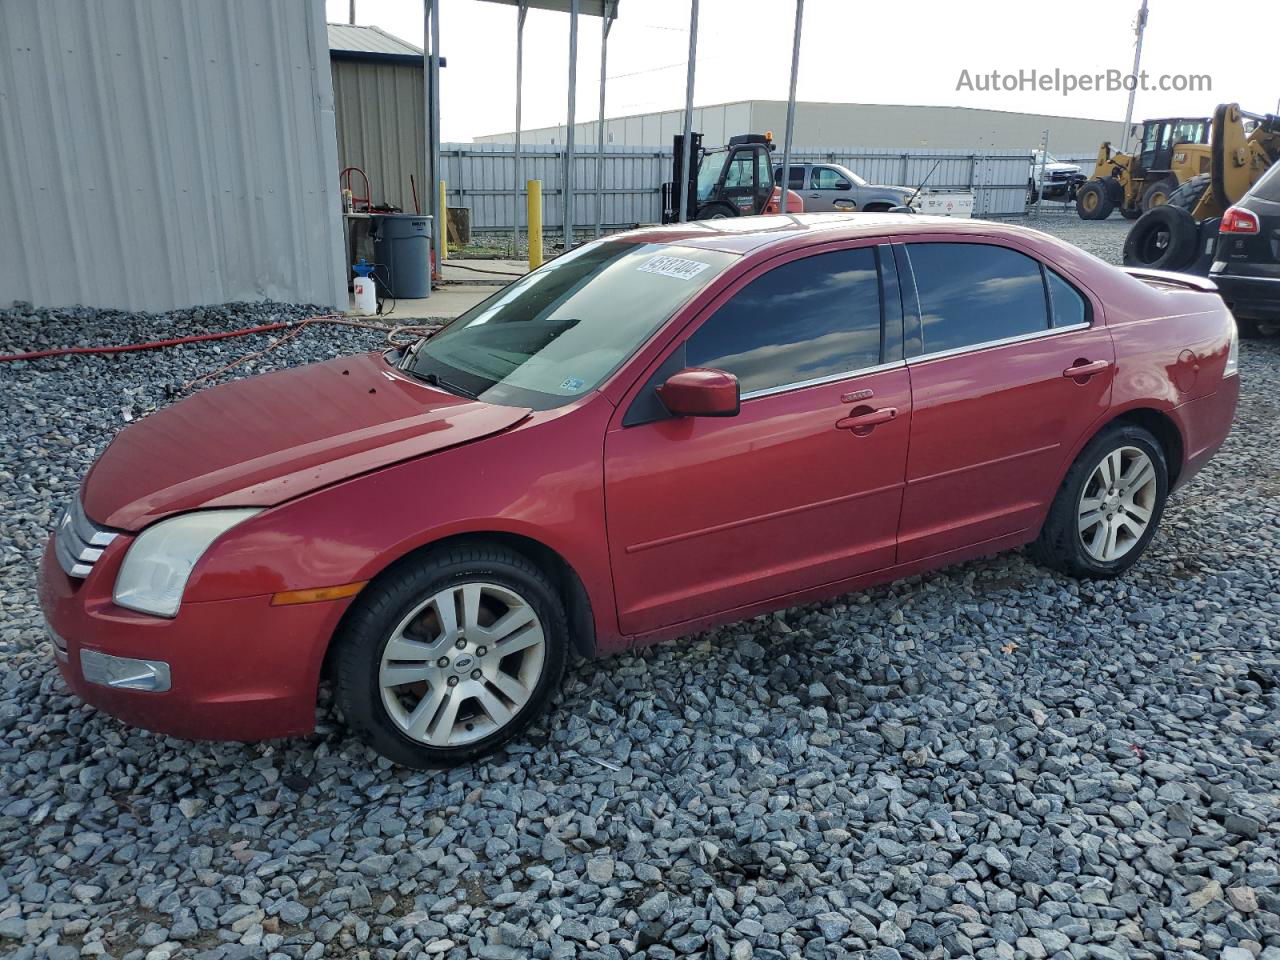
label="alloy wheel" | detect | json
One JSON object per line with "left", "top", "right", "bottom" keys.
{"left": 1077, "top": 446, "right": 1158, "bottom": 562}
{"left": 378, "top": 582, "right": 545, "bottom": 747}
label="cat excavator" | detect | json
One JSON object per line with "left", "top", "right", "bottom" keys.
{"left": 1121, "top": 103, "right": 1280, "bottom": 273}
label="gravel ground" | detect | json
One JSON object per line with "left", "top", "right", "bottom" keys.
{"left": 2, "top": 219, "right": 1279, "bottom": 960}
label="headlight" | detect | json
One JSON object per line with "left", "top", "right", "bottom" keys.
{"left": 113, "top": 509, "right": 261, "bottom": 617}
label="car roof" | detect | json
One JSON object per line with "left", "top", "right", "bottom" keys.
{"left": 614, "top": 213, "right": 1059, "bottom": 257}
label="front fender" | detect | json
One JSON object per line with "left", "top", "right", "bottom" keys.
{"left": 183, "top": 399, "right": 623, "bottom": 648}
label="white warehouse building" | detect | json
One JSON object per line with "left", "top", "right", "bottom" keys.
{"left": 476, "top": 99, "right": 1127, "bottom": 156}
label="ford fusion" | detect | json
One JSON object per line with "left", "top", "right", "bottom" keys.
{"left": 40, "top": 214, "right": 1239, "bottom": 768}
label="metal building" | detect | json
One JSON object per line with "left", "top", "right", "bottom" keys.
{"left": 0, "top": 0, "right": 346, "bottom": 312}
{"left": 476, "top": 99, "right": 1128, "bottom": 156}
{"left": 328, "top": 24, "right": 427, "bottom": 214}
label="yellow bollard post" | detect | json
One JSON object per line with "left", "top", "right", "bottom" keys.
{"left": 438, "top": 179, "right": 449, "bottom": 260}
{"left": 527, "top": 179, "right": 543, "bottom": 270}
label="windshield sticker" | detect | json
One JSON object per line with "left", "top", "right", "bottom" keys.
{"left": 559, "top": 377, "right": 585, "bottom": 392}
{"left": 638, "top": 255, "right": 712, "bottom": 281}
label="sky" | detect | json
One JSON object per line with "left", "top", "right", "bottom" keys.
{"left": 326, "top": 0, "right": 1279, "bottom": 143}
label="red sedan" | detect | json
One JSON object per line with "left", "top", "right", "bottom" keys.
{"left": 39, "top": 214, "right": 1239, "bottom": 768}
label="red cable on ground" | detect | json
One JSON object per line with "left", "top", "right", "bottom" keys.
{"left": 0, "top": 321, "right": 297, "bottom": 363}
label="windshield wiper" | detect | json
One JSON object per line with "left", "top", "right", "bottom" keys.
{"left": 415, "top": 370, "right": 478, "bottom": 400}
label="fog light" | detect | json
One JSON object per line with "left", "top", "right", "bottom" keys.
{"left": 80, "top": 649, "right": 171, "bottom": 692}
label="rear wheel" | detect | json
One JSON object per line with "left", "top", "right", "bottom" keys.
{"left": 1076, "top": 180, "right": 1114, "bottom": 220}
{"left": 1236, "top": 316, "right": 1263, "bottom": 338}
{"left": 333, "top": 544, "right": 568, "bottom": 768}
{"left": 1030, "top": 424, "right": 1168, "bottom": 578}
{"left": 695, "top": 202, "right": 736, "bottom": 220}
{"left": 1140, "top": 178, "right": 1175, "bottom": 212}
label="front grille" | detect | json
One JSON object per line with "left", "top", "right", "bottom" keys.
{"left": 55, "top": 495, "right": 119, "bottom": 579}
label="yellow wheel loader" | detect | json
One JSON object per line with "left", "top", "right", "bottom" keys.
{"left": 1076, "top": 116, "right": 1211, "bottom": 220}
{"left": 1121, "top": 103, "right": 1280, "bottom": 272}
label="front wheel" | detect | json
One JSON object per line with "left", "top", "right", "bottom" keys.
{"left": 333, "top": 544, "right": 568, "bottom": 768}
{"left": 1030, "top": 425, "right": 1168, "bottom": 578}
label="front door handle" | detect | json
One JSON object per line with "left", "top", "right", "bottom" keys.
{"left": 836, "top": 407, "right": 898, "bottom": 432}
{"left": 1062, "top": 359, "right": 1111, "bottom": 379}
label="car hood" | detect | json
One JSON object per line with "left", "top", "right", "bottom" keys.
{"left": 1041, "top": 162, "right": 1081, "bottom": 174}
{"left": 82, "top": 351, "right": 531, "bottom": 530}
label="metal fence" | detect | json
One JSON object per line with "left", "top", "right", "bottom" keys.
{"left": 440, "top": 143, "right": 1039, "bottom": 235}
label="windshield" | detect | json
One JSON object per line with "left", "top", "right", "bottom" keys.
{"left": 405, "top": 240, "right": 737, "bottom": 410}
{"left": 845, "top": 168, "right": 868, "bottom": 186}
{"left": 696, "top": 150, "right": 725, "bottom": 202}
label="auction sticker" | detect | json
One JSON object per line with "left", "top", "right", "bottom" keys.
{"left": 638, "top": 255, "right": 711, "bottom": 281}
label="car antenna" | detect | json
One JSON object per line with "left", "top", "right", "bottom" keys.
{"left": 905, "top": 159, "right": 943, "bottom": 208}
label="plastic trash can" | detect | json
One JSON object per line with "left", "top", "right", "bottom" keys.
{"left": 371, "top": 214, "right": 433, "bottom": 298}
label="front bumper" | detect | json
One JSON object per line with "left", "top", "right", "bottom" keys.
{"left": 38, "top": 536, "right": 352, "bottom": 741}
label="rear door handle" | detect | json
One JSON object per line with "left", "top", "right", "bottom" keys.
{"left": 1062, "top": 359, "right": 1111, "bottom": 379}
{"left": 836, "top": 407, "right": 897, "bottom": 431}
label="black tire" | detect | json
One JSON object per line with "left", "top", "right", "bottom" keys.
{"left": 1123, "top": 205, "right": 1200, "bottom": 270}
{"left": 1168, "top": 173, "right": 1211, "bottom": 215}
{"left": 695, "top": 202, "right": 737, "bottom": 220}
{"left": 1140, "top": 178, "right": 1175, "bottom": 213}
{"left": 1076, "top": 180, "right": 1114, "bottom": 220}
{"left": 332, "top": 543, "right": 568, "bottom": 769}
{"left": 1120, "top": 206, "right": 1142, "bottom": 220}
{"left": 1236, "top": 316, "right": 1262, "bottom": 339}
{"left": 1030, "top": 424, "right": 1169, "bottom": 579}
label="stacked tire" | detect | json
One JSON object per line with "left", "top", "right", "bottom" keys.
{"left": 1121, "top": 175, "right": 1210, "bottom": 271}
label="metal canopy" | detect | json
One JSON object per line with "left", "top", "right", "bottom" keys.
{"left": 479, "top": 0, "right": 619, "bottom": 253}
{"left": 477, "top": 0, "right": 618, "bottom": 18}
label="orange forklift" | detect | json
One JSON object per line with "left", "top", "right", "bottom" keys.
{"left": 661, "top": 132, "right": 803, "bottom": 223}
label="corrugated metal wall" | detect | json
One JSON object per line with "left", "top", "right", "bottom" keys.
{"left": 442, "top": 144, "right": 1036, "bottom": 232}
{"left": 0, "top": 0, "right": 346, "bottom": 311}
{"left": 476, "top": 100, "right": 1125, "bottom": 155}
{"left": 331, "top": 59, "right": 426, "bottom": 213}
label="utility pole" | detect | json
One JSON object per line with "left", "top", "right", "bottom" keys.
{"left": 1120, "top": 0, "right": 1148, "bottom": 154}
{"left": 676, "top": 0, "right": 699, "bottom": 223}
{"left": 563, "top": 0, "right": 579, "bottom": 249}
{"left": 777, "top": 0, "right": 803, "bottom": 220}
{"left": 349, "top": 1, "right": 356, "bottom": 25}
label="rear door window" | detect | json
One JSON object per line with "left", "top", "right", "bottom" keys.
{"left": 687, "top": 247, "right": 883, "bottom": 395}
{"left": 906, "top": 243, "right": 1050, "bottom": 354}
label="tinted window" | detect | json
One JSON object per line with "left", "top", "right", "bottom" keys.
{"left": 774, "top": 166, "right": 806, "bottom": 189}
{"left": 811, "top": 167, "right": 847, "bottom": 190}
{"left": 1046, "top": 269, "right": 1088, "bottom": 328}
{"left": 907, "top": 243, "right": 1049, "bottom": 354}
{"left": 687, "top": 248, "right": 882, "bottom": 394}
{"left": 1250, "top": 162, "right": 1280, "bottom": 202}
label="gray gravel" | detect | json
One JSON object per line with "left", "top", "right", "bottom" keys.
{"left": 2, "top": 219, "right": 1279, "bottom": 960}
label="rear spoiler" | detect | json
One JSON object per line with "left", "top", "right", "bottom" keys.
{"left": 1121, "top": 267, "right": 1219, "bottom": 292}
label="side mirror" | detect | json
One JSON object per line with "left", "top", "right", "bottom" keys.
{"left": 835, "top": 180, "right": 853, "bottom": 191}
{"left": 657, "top": 367, "right": 740, "bottom": 418}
